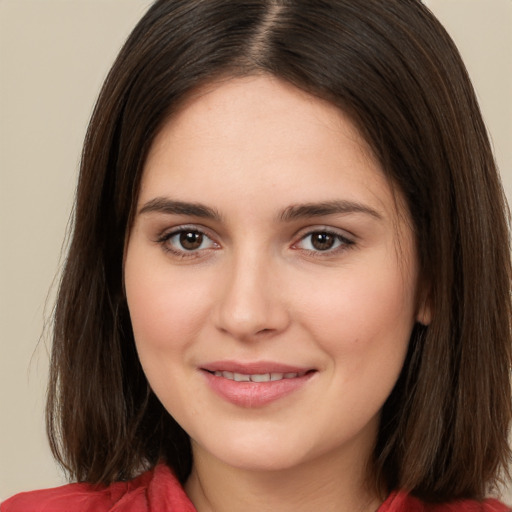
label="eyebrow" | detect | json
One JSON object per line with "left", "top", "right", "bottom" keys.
{"left": 138, "top": 198, "right": 222, "bottom": 220}
{"left": 278, "top": 200, "right": 382, "bottom": 222}
{"left": 138, "top": 197, "right": 382, "bottom": 223}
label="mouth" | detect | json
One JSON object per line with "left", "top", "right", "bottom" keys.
{"left": 200, "top": 362, "right": 317, "bottom": 407}
{"left": 204, "top": 369, "right": 311, "bottom": 382}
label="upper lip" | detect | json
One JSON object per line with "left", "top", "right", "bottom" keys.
{"left": 200, "top": 360, "right": 314, "bottom": 375}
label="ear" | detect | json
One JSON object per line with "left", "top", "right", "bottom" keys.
{"left": 415, "top": 287, "right": 431, "bottom": 326}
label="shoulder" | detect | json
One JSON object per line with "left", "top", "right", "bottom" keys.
{"left": 1, "top": 464, "right": 196, "bottom": 512}
{"left": 380, "top": 491, "right": 510, "bottom": 512}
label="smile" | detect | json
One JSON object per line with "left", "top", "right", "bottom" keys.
{"left": 209, "top": 371, "right": 308, "bottom": 382}
{"left": 201, "top": 364, "right": 316, "bottom": 407}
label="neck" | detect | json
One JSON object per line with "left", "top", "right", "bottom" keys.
{"left": 185, "top": 442, "right": 383, "bottom": 512}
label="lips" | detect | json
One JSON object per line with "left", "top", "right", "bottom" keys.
{"left": 200, "top": 361, "right": 316, "bottom": 407}
{"left": 201, "top": 360, "right": 311, "bottom": 375}
{"left": 209, "top": 370, "right": 307, "bottom": 382}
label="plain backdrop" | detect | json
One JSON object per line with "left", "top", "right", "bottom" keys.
{"left": 1, "top": 0, "right": 511, "bottom": 502}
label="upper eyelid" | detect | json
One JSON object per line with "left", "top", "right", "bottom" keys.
{"left": 156, "top": 224, "right": 215, "bottom": 241}
{"left": 154, "top": 226, "right": 219, "bottom": 254}
{"left": 156, "top": 226, "right": 219, "bottom": 258}
{"left": 293, "top": 225, "right": 356, "bottom": 242}
{"left": 153, "top": 224, "right": 357, "bottom": 247}
{"left": 294, "top": 232, "right": 354, "bottom": 248}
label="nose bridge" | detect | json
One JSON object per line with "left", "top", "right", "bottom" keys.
{"left": 215, "top": 244, "right": 288, "bottom": 340}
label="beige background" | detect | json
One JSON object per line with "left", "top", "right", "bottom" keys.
{"left": 1, "top": 0, "right": 511, "bottom": 502}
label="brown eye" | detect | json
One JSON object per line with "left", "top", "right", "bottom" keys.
{"left": 294, "top": 230, "right": 354, "bottom": 254}
{"left": 310, "top": 232, "right": 336, "bottom": 251}
{"left": 159, "top": 228, "right": 217, "bottom": 256}
{"left": 180, "top": 231, "right": 204, "bottom": 250}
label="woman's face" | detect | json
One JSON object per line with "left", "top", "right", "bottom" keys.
{"left": 124, "top": 75, "right": 428, "bottom": 474}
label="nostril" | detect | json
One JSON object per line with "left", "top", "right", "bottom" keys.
{"left": 256, "top": 328, "right": 273, "bottom": 334}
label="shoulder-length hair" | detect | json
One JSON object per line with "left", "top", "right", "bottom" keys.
{"left": 47, "top": 0, "right": 512, "bottom": 501}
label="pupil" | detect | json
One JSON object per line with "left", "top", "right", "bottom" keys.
{"left": 312, "top": 233, "right": 334, "bottom": 251}
{"left": 180, "top": 231, "right": 203, "bottom": 250}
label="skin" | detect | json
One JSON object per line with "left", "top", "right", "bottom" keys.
{"left": 124, "top": 75, "right": 429, "bottom": 512}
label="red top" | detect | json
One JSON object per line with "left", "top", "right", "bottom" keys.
{"left": 2, "top": 464, "right": 510, "bottom": 512}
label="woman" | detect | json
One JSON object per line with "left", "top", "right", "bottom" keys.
{"left": 2, "top": 1, "right": 511, "bottom": 510}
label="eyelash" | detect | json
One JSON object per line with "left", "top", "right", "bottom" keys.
{"left": 156, "top": 226, "right": 218, "bottom": 259}
{"left": 156, "top": 226, "right": 355, "bottom": 259}
{"left": 292, "top": 230, "right": 355, "bottom": 257}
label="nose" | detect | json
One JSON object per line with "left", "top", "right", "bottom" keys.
{"left": 213, "top": 252, "right": 290, "bottom": 341}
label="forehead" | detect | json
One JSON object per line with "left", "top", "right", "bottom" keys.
{"left": 140, "top": 75, "right": 401, "bottom": 221}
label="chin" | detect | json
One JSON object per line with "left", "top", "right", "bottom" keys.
{"left": 218, "top": 448, "right": 309, "bottom": 473}
{"left": 191, "top": 427, "right": 313, "bottom": 472}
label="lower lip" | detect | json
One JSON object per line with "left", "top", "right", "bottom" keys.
{"left": 202, "top": 371, "right": 314, "bottom": 408}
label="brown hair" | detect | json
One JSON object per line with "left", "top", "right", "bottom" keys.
{"left": 47, "top": 0, "right": 512, "bottom": 502}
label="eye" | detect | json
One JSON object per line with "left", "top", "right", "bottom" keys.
{"left": 176, "top": 231, "right": 207, "bottom": 250}
{"left": 158, "top": 227, "right": 218, "bottom": 255}
{"left": 295, "top": 230, "right": 354, "bottom": 253}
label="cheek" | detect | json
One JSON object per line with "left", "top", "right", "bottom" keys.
{"left": 124, "top": 249, "right": 211, "bottom": 358}
{"left": 124, "top": 252, "right": 214, "bottom": 419}
{"left": 295, "top": 260, "right": 416, "bottom": 369}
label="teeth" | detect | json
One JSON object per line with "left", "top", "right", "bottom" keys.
{"left": 212, "top": 371, "right": 303, "bottom": 382}
{"left": 251, "top": 373, "right": 271, "bottom": 382}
